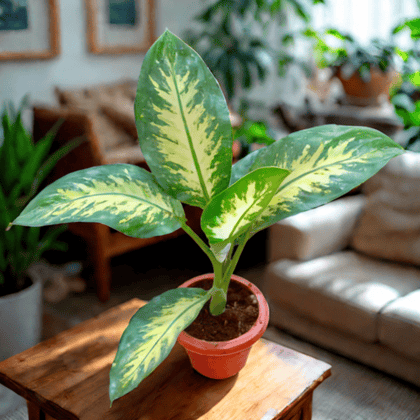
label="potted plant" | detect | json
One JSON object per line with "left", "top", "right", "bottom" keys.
{"left": 0, "top": 99, "right": 79, "bottom": 415}
{"left": 308, "top": 28, "right": 396, "bottom": 106}
{"left": 10, "top": 30, "right": 404, "bottom": 405}
{"left": 390, "top": 13, "right": 420, "bottom": 151}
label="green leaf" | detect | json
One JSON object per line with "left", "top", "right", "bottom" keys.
{"left": 0, "top": 237, "right": 7, "bottom": 271}
{"left": 231, "top": 125, "right": 404, "bottom": 233}
{"left": 12, "top": 113, "right": 33, "bottom": 164}
{"left": 0, "top": 113, "right": 20, "bottom": 191}
{"left": 0, "top": 183, "right": 10, "bottom": 229}
{"left": 17, "top": 120, "right": 63, "bottom": 195}
{"left": 135, "top": 30, "right": 233, "bottom": 208}
{"left": 109, "top": 287, "right": 210, "bottom": 404}
{"left": 201, "top": 167, "right": 290, "bottom": 244}
{"left": 28, "top": 135, "right": 84, "bottom": 201}
{"left": 12, "top": 164, "right": 185, "bottom": 239}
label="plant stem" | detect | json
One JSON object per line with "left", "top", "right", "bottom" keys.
{"left": 180, "top": 221, "right": 218, "bottom": 267}
{"left": 222, "top": 226, "right": 253, "bottom": 289}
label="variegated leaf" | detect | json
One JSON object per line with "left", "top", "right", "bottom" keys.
{"left": 13, "top": 164, "right": 185, "bottom": 238}
{"left": 135, "top": 30, "right": 233, "bottom": 208}
{"left": 201, "top": 167, "right": 290, "bottom": 244}
{"left": 231, "top": 125, "right": 404, "bottom": 233}
{"left": 109, "top": 287, "right": 210, "bottom": 404}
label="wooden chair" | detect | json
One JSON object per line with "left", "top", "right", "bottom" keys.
{"left": 32, "top": 106, "right": 201, "bottom": 302}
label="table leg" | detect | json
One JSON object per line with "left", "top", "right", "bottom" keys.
{"left": 27, "top": 401, "right": 59, "bottom": 420}
{"left": 277, "top": 393, "right": 313, "bottom": 420}
{"left": 299, "top": 394, "right": 313, "bottom": 420}
{"left": 27, "top": 401, "right": 45, "bottom": 420}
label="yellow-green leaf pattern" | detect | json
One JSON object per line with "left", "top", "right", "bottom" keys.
{"left": 201, "top": 167, "right": 290, "bottom": 244}
{"left": 231, "top": 125, "right": 404, "bottom": 232}
{"left": 109, "top": 287, "right": 210, "bottom": 404}
{"left": 13, "top": 164, "right": 185, "bottom": 238}
{"left": 135, "top": 30, "right": 233, "bottom": 208}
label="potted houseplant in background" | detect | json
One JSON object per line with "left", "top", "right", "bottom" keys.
{"left": 390, "top": 12, "right": 420, "bottom": 151}
{"left": 308, "top": 28, "right": 397, "bottom": 106}
{"left": 11, "top": 30, "right": 404, "bottom": 405}
{"left": 0, "top": 99, "right": 78, "bottom": 415}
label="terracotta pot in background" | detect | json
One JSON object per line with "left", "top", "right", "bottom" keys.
{"left": 177, "top": 273, "right": 269, "bottom": 379}
{"left": 337, "top": 66, "right": 397, "bottom": 106}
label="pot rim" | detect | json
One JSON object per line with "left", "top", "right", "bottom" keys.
{"left": 0, "top": 270, "right": 42, "bottom": 303}
{"left": 177, "top": 273, "right": 269, "bottom": 355}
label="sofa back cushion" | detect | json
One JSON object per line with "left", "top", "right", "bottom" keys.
{"left": 350, "top": 151, "right": 420, "bottom": 266}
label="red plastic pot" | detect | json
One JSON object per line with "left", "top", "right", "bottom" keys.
{"left": 177, "top": 273, "right": 269, "bottom": 379}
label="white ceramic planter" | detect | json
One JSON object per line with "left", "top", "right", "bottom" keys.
{"left": 0, "top": 269, "right": 43, "bottom": 416}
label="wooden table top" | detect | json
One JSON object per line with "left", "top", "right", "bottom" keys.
{"left": 0, "top": 298, "right": 331, "bottom": 420}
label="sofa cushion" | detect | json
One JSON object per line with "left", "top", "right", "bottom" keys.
{"left": 265, "top": 251, "right": 420, "bottom": 343}
{"left": 351, "top": 152, "right": 420, "bottom": 265}
{"left": 378, "top": 290, "right": 420, "bottom": 362}
{"left": 268, "top": 196, "right": 365, "bottom": 262}
{"left": 362, "top": 151, "right": 420, "bottom": 195}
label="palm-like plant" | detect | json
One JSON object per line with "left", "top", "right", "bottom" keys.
{"left": 0, "top": 99, "right": 79, "bottom": 296}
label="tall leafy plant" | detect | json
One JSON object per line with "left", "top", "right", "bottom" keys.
{"left": 11, "top": 31, "right": 404, "bottom": 403}
{"left": 0, "top": 99, "right": 79, "bottom": 296}
{"left": 390, "top": 10, "right": 420, "bottom": 151}
{"left": 184, "top": 0, "right": 325, "bottom": 103}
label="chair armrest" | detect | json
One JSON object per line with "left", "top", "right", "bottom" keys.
{"left": 267, "top": 195, "right": 366, "bottom": 262}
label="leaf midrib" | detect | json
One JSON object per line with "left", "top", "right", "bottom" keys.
{"left": 125, "top": 291, "right": 209, "bottom": 383}
{"left": 169, "top": 58, "right": 210, "bottom": 204}
{"left": 253, "top": 153, "right": 362, "bottom": 228}
{"left": 46, "top": 191, "right": 178, "bottom": 218}
{"left": 276, "top": 153, "right": 359, "bottom": 193}
{"left": 219, "top": 194, "right": 264, "bottom": 243}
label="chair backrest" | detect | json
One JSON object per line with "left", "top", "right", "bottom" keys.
{"left": 32, "top": 106, "right": 104, "bottom": 183}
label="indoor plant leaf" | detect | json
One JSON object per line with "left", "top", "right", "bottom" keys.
{"left": 231, "top": 125, "right": 404, "bottom": 233}
{"left": 201, "top": 167, "right": 290, "bottom": 244}
{"left": 109, "top": 287, "right": 210, "bottom": 404}
{"left": 13, "top": 164, "right": 185, "bottom": 239}
{"left": 135, "top": 30, "right": 233, "bottom": 208}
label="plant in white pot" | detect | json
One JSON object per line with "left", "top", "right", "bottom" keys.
{"left": 0, "top": 100, "right": 78, "bottom": 415}
{"left": 11, "top": 31, "right": 404, "bottom": 405}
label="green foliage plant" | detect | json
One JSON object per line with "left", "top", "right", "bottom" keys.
{"left": 11, "top": 31, "right": 404, "bottom": 403}
{"left": 307, "top": 28, "right": 395, "bottom": 82}
{"left": 184, "top": 0, "right": 325, "bottom": 102}
{"left": 0, "top": 99, "right": 80, "bottom": 296}
{"left": 390, "top": 12, "right": 420, "bottom": 151}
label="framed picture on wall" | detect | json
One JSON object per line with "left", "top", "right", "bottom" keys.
{"left": 0, "top": 0, "right": 60, "bottom": 61}
{"left": 85, "top": 0, "right": 155, "bottom": 55}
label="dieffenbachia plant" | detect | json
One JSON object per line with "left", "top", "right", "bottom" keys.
{"left": 12, "top": 30, "right": 404, "bottom": 403}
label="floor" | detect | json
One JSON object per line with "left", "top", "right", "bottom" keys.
{"left": 3, "top": 231, "right": 420, "bottom": 419}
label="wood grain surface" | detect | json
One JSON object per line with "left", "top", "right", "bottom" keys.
{"left": 0, "top": 299, "right": 331, "bottom": 420}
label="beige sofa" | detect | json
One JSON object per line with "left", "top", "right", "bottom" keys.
{"left": 264, "top": 151, "right": 420, "bottom": 387}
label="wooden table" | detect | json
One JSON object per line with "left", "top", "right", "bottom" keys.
{"left": 0, "top": 299, "right": 331, "bottom": 420}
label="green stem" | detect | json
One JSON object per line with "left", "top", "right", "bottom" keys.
{"left": 222, "top": 226, "right": 253, "bottom": 289}
{"left": 180, "top": 221, "right": 218, "bottom": 267}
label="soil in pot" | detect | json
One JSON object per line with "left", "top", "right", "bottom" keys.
{"left": 184, "top": 279, "right": 259, "bottom": 342}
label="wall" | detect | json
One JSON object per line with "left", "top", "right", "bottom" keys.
{"left": 0, "top": 0, "right": 203, "bottom": 111}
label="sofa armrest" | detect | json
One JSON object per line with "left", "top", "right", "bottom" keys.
{"left": 267, "top": 195, "right": 366, "bottom": 262}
